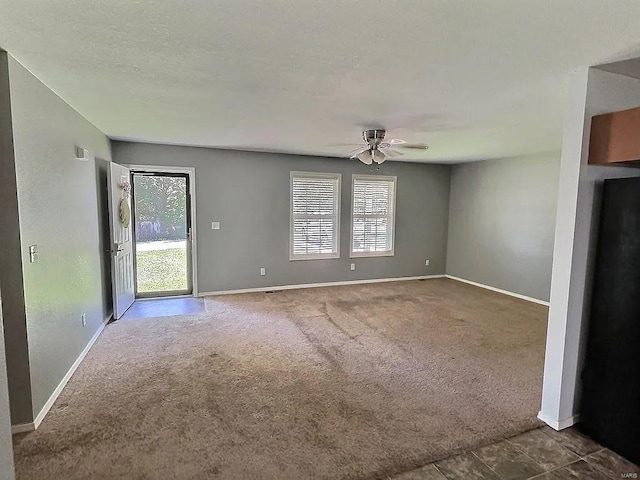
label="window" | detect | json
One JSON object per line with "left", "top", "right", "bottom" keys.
{"left": 290, "top": 172, "right": 341, "bottom": 260}
{"left": 351, "top": 175, "right": 396, "bottom": 257}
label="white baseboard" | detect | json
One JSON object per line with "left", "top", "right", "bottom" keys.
{"left": 11, "top": 316, "right": 110, "bottom": 435}
{"left": 445, "top": 275, "right": 550, "bottom": 306}
{"left": 199, "top": 275, "right": 446, "bottom": 296}
{"left": 538, "top": 411, "right": 580, "bottom": 430}
{"left": 10, "top": 422, "right": 34, "bottom": 434}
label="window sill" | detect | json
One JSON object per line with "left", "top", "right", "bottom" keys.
{"left": 290, "top": 254, "right": 340, "bottom": 261}
{"left": 350, "top": 251, "right": 394, "bottom": 258}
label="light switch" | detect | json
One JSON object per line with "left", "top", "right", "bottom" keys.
{"left": 28, "top": 245, "right": 39, "bottom": 263}
{"left": 211, "top": 221, "right": 221, "bottom": 230}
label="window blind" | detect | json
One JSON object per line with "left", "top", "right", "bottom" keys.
{"left": 351, "top": 175, "right": 396, "bottom": 256}
{"left": 290, "top": 172, "right": 341, "bottom": 260}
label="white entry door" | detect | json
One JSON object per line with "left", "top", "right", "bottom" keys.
{"left": 109, "top": 163, "right": 135, "bottom": 319}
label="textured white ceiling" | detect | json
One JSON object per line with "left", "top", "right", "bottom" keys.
{"left": 2, "top": 1, "right": 640, "bottom": 163}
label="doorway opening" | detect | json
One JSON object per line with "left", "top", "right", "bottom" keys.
{"left": 130, "top": 169, "right": 196, "bottom": 298}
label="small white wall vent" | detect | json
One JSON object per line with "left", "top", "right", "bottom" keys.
{"left": 74, "top": 145, "right": 91, "bottom": 161}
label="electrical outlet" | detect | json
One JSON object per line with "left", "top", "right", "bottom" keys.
{"left": 211, "top": 221, "right": 220, "bottom": 230}
{"left": 350, "top": 263, "right": 356, "bottom": 271}
{"left": 425, "top": 259, "right": 430, "bottom": 266}
{"left": 81, "top": 314, "right": 86, "bottom": 327}
{"left": 260, "top": 267, "right": 266, "bottom": 276}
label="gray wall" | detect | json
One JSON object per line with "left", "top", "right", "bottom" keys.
{"left": 0, "top": 290, "right": 15, "bottom": 480}
{"left": 446, "top": 152, "right": 560, "bottom": 302}
{"left": 0, "top": 52, "right": 31, "bottom": 425}
{"left": 113, "top": 142, "right": 451, "bottom": 293}
{"left": 7, "top": 56, "right": 113, "bottom": 420}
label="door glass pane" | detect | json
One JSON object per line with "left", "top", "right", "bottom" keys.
{"left": 133, "top": 174, "right": 189, "bottom": 294}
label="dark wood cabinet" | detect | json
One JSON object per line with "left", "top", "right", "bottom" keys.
{"left": 580, "top": 177, "right": 640, "bottom": 465}
{"left": 589, "top": 106, "right": 640, "bottom": 166}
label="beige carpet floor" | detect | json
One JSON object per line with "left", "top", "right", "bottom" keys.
{"left": 13, "top": 278, "right": 548, "bottom": 480}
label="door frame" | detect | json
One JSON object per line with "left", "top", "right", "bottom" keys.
{"left": 127, "top": 164, "right": 198, "bottom": 297}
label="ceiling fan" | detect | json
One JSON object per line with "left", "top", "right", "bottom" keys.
{"left": 344, "top": 129, "right": 429, "bottom": 165}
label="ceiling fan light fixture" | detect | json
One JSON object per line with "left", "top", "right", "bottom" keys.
{"left": 372, "top": 149, "right": 386, "bottom": 164}
{"left": 356, "top": 150, "right": 373, "bottom": 165}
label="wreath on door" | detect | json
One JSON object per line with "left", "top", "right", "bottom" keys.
{"left": 118, "top": 180, "right": 132, "bottom": 227}
{"left": 119, "top": 198, "right": 131, "bottom": 227}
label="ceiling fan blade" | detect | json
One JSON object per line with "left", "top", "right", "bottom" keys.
{"left": 398, "top": 143, "right": 429, "bottom": 150}
{"left": 379, "top": 148, "right": 403, "bottom": 157}
{"left": 387, "top": 139, "right": 406, "bottom": 145}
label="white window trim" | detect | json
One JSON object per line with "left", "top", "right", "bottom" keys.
{"left": 290, "top": 171, "right": 341, "bottom": 261}
{"left": 350, "top": 174, "right": 397, "bottom": 258}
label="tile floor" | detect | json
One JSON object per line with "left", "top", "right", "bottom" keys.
{"left": 120, "top": 297, "right": 206, "bottom": 320}
{"left": 389, "top": 426, "right": 639, "bottom": 480}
